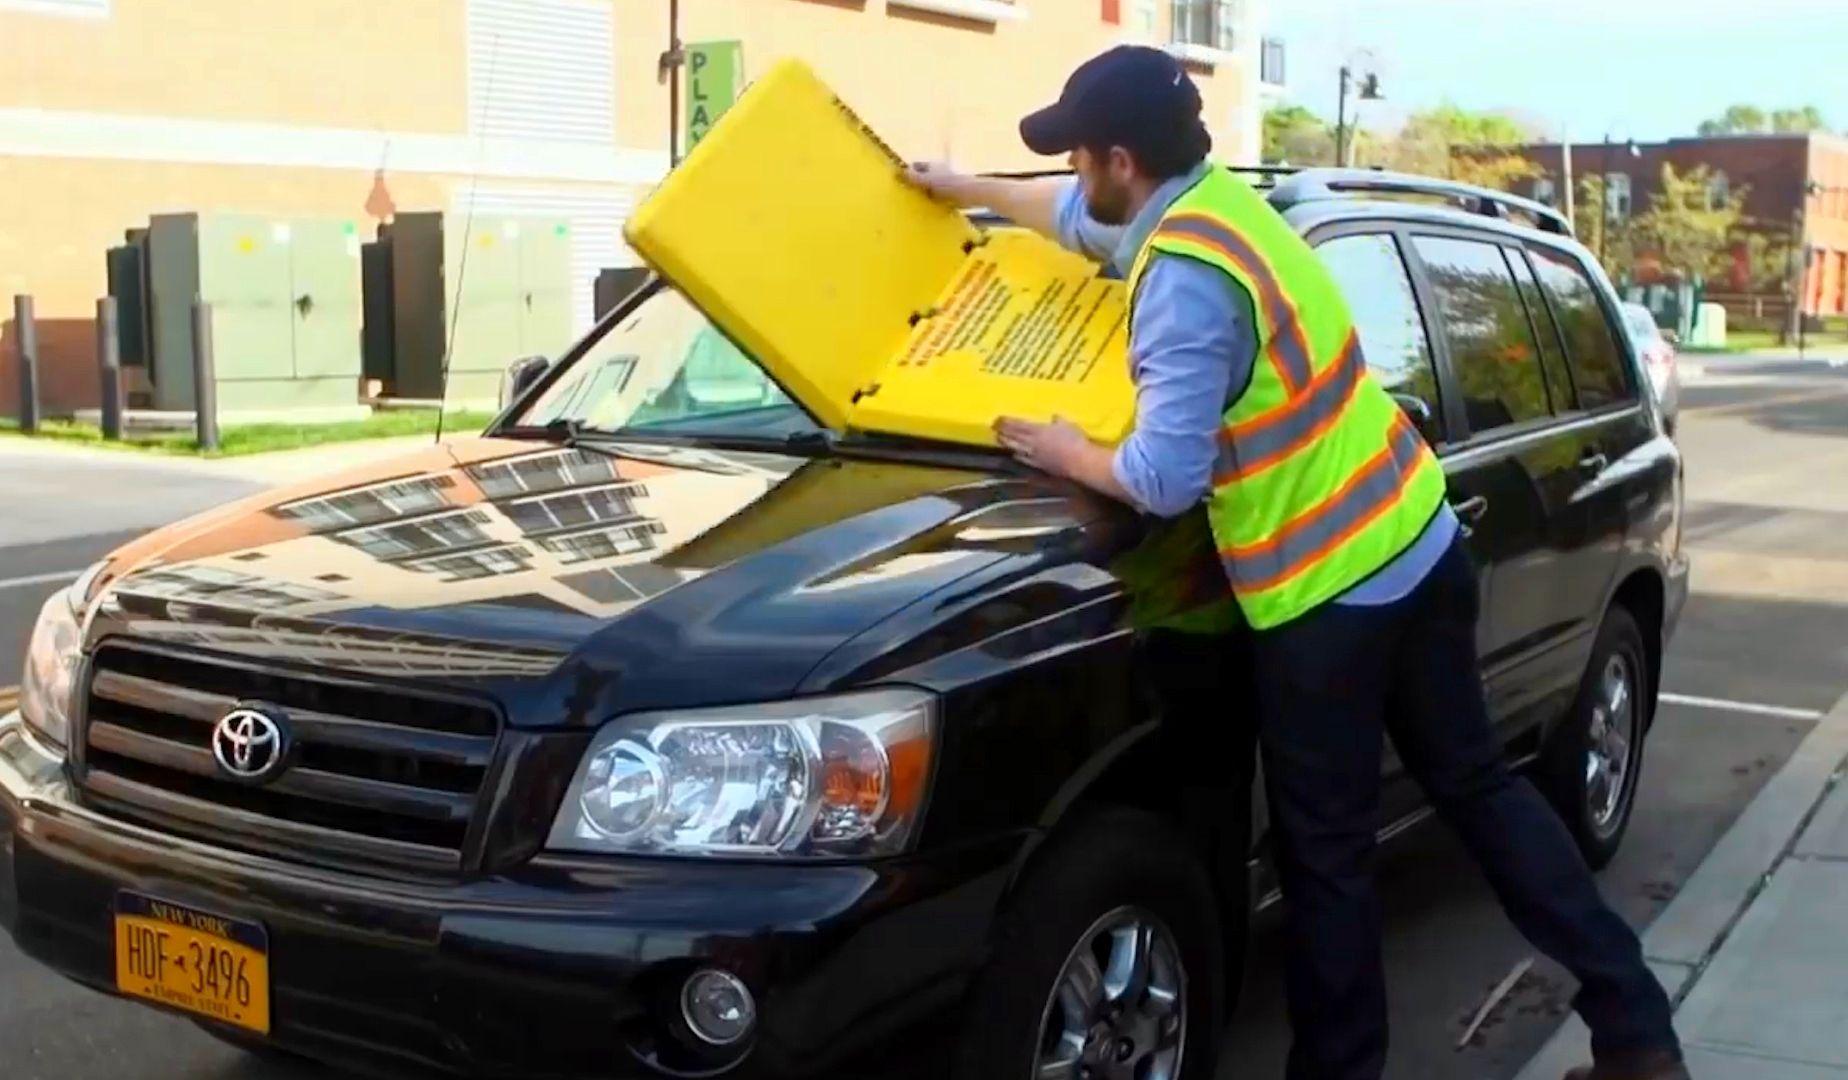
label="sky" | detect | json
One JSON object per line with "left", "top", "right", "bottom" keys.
{"left": 1267, "top": 0, "right": 1848, "bottom": 143}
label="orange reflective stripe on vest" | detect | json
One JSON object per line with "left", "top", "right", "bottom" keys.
{"left": 1221, "top": 414, "right": 1430, "bottom": 594}
{"left": 1153, "top": 212, "right": 1315, "bottom": 395}
{"left": 1214, "top": 329, "right": 1365, "bottom": 483}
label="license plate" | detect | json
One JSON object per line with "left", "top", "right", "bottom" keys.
{"left": 113, "top": 892, "right": 270, "bottom": 1035}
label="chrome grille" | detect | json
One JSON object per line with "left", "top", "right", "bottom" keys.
{"left": 79, "top": 644, "right": 500, "bottom": 873}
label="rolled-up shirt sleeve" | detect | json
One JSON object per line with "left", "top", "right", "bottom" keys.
{"left": 1109, "top": 256, "right": 1258, "bottom": 518}
{"left": 1052, "top": 178, "right": 1126, "bottom": 264}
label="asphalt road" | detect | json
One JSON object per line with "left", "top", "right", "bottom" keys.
{"left": 2, "top": 357, "right": 1847, "bottom": 1079}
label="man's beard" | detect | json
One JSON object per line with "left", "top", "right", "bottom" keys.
{"left": 1085, "top": 180, "right": 1133, "bottom": 226}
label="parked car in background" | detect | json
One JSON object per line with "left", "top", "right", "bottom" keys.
{"left": 0, "top": 168, "right": 1687, "bottom": 1080}
{"left": 1622, "top": 301, "right": 1681, "bottom": 432}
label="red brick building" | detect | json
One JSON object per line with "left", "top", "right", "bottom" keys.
{"left": 1511, "top": 133, "right": 1848, "bottom": 323}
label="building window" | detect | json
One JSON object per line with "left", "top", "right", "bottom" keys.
{"left": 1707, "top": 171, "right": 1731, "bottom": 210}
{"left": 339, "top": 509, "right": 494, "bottom": 561}
{"left": 1604, "top": 172, "right": 1633, "bottom": 218}
{"left": 1261, "top": 36, "right": 1286, "bottom": 86}
{"left": 0, "top": 0, "right": 110, "bottom": 17}
{"left": 1135, "top": 0, "right": 1157, "bottom": 34}
{"left": 466, "top": 0, "right": 615, "bottom": 145}
{"left": 537, "top": 520, "right": 670, "bottom": 564}
{"left": 1171, "top": 0, "right": 1237, "bottom": 52}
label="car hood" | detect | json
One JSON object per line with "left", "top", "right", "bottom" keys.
{"left": 81, "top": 437, "right": 1105, "bottom": 725}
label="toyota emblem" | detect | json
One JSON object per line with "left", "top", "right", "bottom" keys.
{"left": 211, "top": 705, "right": 290, "bottom": 783}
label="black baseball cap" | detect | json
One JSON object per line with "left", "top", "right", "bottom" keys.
{"left": 1019, "top": 45, "right": 1205, "bottom": 158}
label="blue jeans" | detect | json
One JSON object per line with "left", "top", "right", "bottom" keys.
{"left": 1251, "top": 538, "right": 1680, "bottom": 1079}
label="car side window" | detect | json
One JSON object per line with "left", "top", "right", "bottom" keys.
{"left": 1410, "top": 234, "right": 1554, "bottom": 437}
{"left": 1506, "top": 249, "right": 1579, "bottom": 412}
{"left": 1530, "top": 246, "right": 1636, "bottom": 409}
{"left": 1312, "top": 233, "right": 1444, "bottom": 439}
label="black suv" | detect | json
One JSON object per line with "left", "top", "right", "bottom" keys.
{"left": 0, "top": 168, "right": 1687, "bottom": 1080}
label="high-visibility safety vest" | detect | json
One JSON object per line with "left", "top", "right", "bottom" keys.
{"left": 1125, "top": 167, "right": 1450, "bottom": 631}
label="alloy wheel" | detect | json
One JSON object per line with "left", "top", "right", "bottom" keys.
{"left": 1584, "top": 652, "right": 1637, "bottom": 838}
{"left": 1032, "top": 905, "right": 1187, "bottom": 1080}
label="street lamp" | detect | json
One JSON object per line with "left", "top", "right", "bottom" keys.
{"left": 1335, "top": 60, "right": 1383, "bottom": 168}
{"left": 658, "top": 0, "right": 685, "bottom": 165}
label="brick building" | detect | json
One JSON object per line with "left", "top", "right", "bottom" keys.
{"left": 1511, "top": 133, "right": 1848, "bottom": 323}
{"left": 1, "top": 0, "right": 1279, "bottom": 418}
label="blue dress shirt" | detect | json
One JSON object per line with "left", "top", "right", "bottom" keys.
{"left": 1048, "top": 163, "right": 1457, "bottom": 607}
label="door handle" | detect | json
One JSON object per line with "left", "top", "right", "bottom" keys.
{"left": 1578, "top": 450, "right": 1609, "bottom": 474}
{"left": 1450, "top": 495, "right": 1488, "bottom": 537}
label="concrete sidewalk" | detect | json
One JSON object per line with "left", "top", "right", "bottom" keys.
{"left": 1517, "top": 692, "right": 1848, "bottom": 1079}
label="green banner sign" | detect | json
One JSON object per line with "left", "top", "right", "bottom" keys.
{"left": 685, "top": 40, "right": 744, "bottom": 152}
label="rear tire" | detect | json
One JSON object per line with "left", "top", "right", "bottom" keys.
{"left": 1539, "top": 606, "right": 1651, "bottom": 869}
{"left": 956, "top": 805, "right": 1226, "bottom": 1080}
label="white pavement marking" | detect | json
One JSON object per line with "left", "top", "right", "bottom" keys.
{"left": 1661, "top": 693, "right": 1828, "bottom": 722}
{"left": 0, "top": 569, "right": 82, "bottom": 591}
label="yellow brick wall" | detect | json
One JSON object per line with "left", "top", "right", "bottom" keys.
{"left": 0, "top": 0, "right": 465, "bottom": 132}
{"left": 617, "top": 0, "right": 1252, "bottom": 173}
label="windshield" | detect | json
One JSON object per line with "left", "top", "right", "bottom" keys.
{"left": 512, "top": 284, "right": 819, "bottom": 441}
{"left": 1622, "top": 304, "right": 1663, "bottom": 343}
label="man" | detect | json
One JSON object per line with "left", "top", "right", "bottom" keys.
{"left": 906, "top": 45, "right": 1687, "bottom": 1080}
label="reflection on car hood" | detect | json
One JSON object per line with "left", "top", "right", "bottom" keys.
{"left": 82, "top": 437, "right": 1103, "bottom": 722}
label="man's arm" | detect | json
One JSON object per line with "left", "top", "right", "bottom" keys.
{"left": 995, "top": 257, "right": 1257, "bottom": 517}
{"left": 905, "top": 163, "right": 1121, "bottom": 264}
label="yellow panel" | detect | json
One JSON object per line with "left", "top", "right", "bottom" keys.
{"left": 850, "top": 230, "right": 1137, "bottom": 447}
{"left": 623, "top": 58, "right": 977, "bottom": 430}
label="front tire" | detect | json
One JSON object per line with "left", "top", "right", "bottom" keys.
{"left": 957, "top": 806, "right": 1224, "bottom": 1080}
{"left": 1539, "top": 606, "right": 1651, "bottom": 869}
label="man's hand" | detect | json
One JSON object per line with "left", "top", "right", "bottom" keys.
{"left": 994, "top": 416, "right": 1090, "bottom": 475}
{"left": 994, "top": 416, "right": 1137, "bottom": 507}
{"left": 903, "top": 161, "right": 983, "bottom": 208}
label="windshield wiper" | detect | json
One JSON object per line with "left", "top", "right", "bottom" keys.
{"left": 497, "top": 420, "right": 838, "bottom": 457}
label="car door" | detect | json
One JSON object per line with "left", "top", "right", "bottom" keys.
{"left": 1520, "top": 242, "right": 1656, "bottom": 675}
{"left": 1309, "top": 227, "right": 1487, "bottom": 825}
{"left": 1401, "top": 229, "right": 1589, "bottom": 741}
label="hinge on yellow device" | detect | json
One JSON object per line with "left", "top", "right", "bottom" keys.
{"left": 851, "top": 382, "right": 883, "bottom": 404}
{"left": 907, "top": 306, "right": 940, "bottom": 328}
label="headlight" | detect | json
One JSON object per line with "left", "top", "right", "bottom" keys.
{"left": 547, "top": 688, "right": 936, "bottom": 858}
{"left": 18, "top": 585, "right": 84, "bottom": 750}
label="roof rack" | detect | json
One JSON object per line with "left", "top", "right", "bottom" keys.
{"left": 1269, "top": 167, "right": 1575, "bottom": 237}
{"left": 980, "top": 163, "right": 1299, "bottom": 188}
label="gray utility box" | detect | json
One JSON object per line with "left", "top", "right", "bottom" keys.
{"left": 146, "top": 212, "right": 364, "bottom": 413}
{"left": 385, "top": 212, "right": 575, "bottom": 407}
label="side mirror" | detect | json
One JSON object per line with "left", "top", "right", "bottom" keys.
{"left": 1391, "top": 392, "right": 1440, "bottom": 444}
{"left": 499, "top": 354, "right": 551, "bottom": 410}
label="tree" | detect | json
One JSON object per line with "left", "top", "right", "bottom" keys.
{"left": 1697, "top": 103, "right": 1827, "bottom": 136}
{"left": 1348, "top": 103, "right": 1540, "bottom": 191}
{"left": 1262, "top": 104, "right": 1335, "bottom": 165}
{"left": 1573, "top": 173, "right": 1638, "bottom": 280}
{"left": 1630, "top": 163, "right": 1745, "bottom": 282}
{"left": 1697, "top": 104, "right": 1768, "bottom": 136}
{"left": 1772, "top": 106, "right": 1827, "bottom": 133}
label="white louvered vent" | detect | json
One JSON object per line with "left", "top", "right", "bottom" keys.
{"left": 467, "top": 0, "right": 615, "bottom": 145}
{"left": 452, "top": 184, "right": 639, "bottom": 332}
{"left": 1, "top": 0, "right": 110, "bottom": 15}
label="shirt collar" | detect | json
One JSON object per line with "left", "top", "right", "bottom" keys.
{"left": 1111, "top": 160, "right": 1213, "bottom": 277}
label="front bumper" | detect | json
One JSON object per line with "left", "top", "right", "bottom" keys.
{"left": 0, "top": 713, "right": 1016, "bottom": 1079}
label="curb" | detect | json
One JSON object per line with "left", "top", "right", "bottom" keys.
{"left": 1513, "top": 689, "right": 1848, "bottom": 1080}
